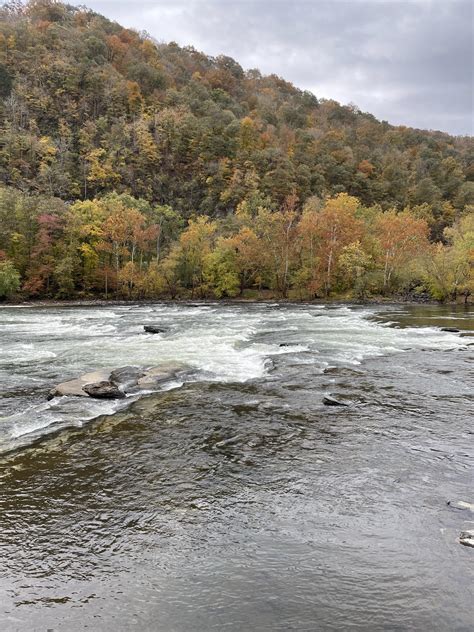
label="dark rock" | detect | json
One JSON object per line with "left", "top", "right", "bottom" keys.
{"left": 82, "top": 380, "right": 125, "bottom": 399}
{"left": 441, "top": 327, "right": 460, "bottom": 333}
{"left": 323, "top": 395, "right": 348, "bottom": 407}
{"left": 110, "top": 366, "right": 145, "bottom": 388}
{"left": 144, "top": 325, "right": 166, "bottom": 334}
{"left": 459, "top": 530, "right": 474, "bottom": 548}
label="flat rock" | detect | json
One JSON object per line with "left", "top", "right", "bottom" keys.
{"left": 323, "top": 395, "right": 348, "bottom": 407}
{"left": 83, "top": 380, "right": 125, "bottom": 399}
{"left": 48, "top": 369, "right": 111, "bottom": 399}
{"left": 137, "top": 362, "right": 183, "bottom": 387}
{"left": 459, "top": 530, "right": 474, "bottom": 548}
{"left": 441, "top": 327, "right": 460, "bottom": 333}
{"left": 48, "top": 362, "right": 187, "bottom": 399}
{"left": 447, "top": 500, "right": 474, "bottom": 512}
{"left": 144, "top": 325, "right": 167, "bottom": 334}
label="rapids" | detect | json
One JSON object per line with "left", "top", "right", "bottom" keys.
{"left": 0, "top": 302, "right": 472, "bottom": 630}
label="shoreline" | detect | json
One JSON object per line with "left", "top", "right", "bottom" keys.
{"left": 1, "top": 296, "right": 471, "bottom": 309}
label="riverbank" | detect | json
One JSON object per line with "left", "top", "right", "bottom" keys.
{"left": 1, "top": 294, "right": 470, "bottom": 308}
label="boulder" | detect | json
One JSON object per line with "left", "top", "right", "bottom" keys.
{"left": 144, "top": 325, "right": 166, "bottom": 334}
{"left": 441, "top": 327, "right": 460, "bottom": 333}
{"left": 110, "top": 366, "right": 145, "bottom": 388}
{"left": 459, "top": 530, "right": 474, "bottom": 548}
{"left": 323, "top": 395, "right": 348, "bottom": 407}
{"left": 48, "top": 369, "right": 111, "bottom": 399}
{"left": 83, "top": 380, "right": 125, "bottom": 399}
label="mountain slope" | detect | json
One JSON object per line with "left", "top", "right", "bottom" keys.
{"left": 0, "top": 0, "right": 472, "bottom": 223}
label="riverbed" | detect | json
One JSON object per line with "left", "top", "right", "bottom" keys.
{"left": 0, "top": 303, "right": 472, "bottom": 630}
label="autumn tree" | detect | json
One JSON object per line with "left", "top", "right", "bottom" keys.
{"left": 374, "top": 209, "right": 429, "bottom": 292}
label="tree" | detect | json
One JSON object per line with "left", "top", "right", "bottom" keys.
{"left": 374, "top": 209, "right": 429, "bottom": 292}
{"left": 255, "top": 195, "right": 299, "bottom": 298}
{"left": 338, "top": 241, "right": 373, "bottom": 298}
{"left": 175, "top": 216, "right": 217, "bottom": 297}
{"left": 0, "top": 260, "right": 20, "bottom": 299}
{"left": 315, "top": 193, "right": 362, "bottom": 296}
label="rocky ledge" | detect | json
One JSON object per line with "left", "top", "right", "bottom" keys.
{"left": 48, "top": 362, "right": 185, "bottom": 400}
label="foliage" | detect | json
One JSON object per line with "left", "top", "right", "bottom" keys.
{"left": 0, "top": 259, "right": 21, "bottom": 298}
{"left": 0, "top": 1, "right": 472, "bottom": 302}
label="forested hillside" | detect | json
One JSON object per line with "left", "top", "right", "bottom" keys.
{"left": 0, "top": 0, "right": 472, "bottom": 302}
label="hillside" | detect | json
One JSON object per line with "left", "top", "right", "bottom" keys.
{"left": 0, "top": 0, "right": 472, "bottom": 302}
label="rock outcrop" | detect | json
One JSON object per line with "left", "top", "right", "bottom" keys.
{"left": 47, "top": 369, "right": 111, "bottom": 399}
{"left": 48, "top": 363, "right": 185, "bottom": 400}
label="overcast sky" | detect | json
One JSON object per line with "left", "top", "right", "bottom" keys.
{"left": 72, "top": 0, "right": 472, "bottom": 136}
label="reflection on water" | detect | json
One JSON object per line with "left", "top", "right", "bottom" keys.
{"left": 0, "top": 303, "right": 473, "bottom": 631}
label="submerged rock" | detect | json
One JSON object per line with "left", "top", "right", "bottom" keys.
{"left": 459, "top": 530, "right": 474, "bottom": 548}
{"left": 447, "top": 500, "right": 474, "bottom": 512}
{"left": 83, "top": 381, "right": 125, "bottom": 399}
{"left": 144, "top": 325, "right": 166, "bottom": 334}
{"left": 441, "top": 327, "right": 460, "bottom": 333}
{"left": 323, "top": 395, "right": 348, "bottom": 407}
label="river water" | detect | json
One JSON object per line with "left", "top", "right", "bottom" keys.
{"left": 0, "top": 302, "right": 472, "bottom": 630}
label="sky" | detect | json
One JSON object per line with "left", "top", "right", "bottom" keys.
{"left": 70, "top": 0, "right": 473, "bottom": 136}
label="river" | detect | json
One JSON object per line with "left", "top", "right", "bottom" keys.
{"left": 0, "top": 302, "right": 472, "bottom": 630}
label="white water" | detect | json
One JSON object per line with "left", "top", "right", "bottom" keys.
{"left": 0, "top": 303, "right": 465, "bottom": 452}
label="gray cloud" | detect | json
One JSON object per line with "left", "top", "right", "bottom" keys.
{"left": 73, "top": 0, "right": 473, "bottom": 135}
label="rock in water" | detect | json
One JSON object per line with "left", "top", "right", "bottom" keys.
{"left": 137, "top": 363, "right": 183, "bottom": 386}
{"left": 459, "top": 530, "right": 474, "bottom": 548}
{"left": 110, "top": 366, "right": 145, "bottom": 388}
{"left": 48, "top": 369, "right": 111, "bottom": 399}
{"left": 441, "top": 327, "right": 460, "bottom": 333}
{"left": 447, "top": 500, "right": 474, "bottom": 512}
{"left": 323, "top": 395, "right": 348, "bottom": 407}
{"left": 144, "top": 325, "right": 166, "bottom": 334}
{"left": 82, "top": 381, "right": 125, "bottom": 399}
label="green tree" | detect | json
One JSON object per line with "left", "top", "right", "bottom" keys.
{"left": 0, "top": 260, "right": 20, "bottom": 299}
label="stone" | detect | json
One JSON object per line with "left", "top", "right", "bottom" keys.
{"left": 48, "top": 369, "right": 111, "bottom": 399}
{"left": 144, "top": 325, "right": 166, "bottom": 334}
{"left": 459, "top": 530, "right": 474, "bottom": 548}
{"left": 82, "top": 380, "right": 125, "bottom": 399}
{"left": 109, "top": 366, "right": 145, "bottom": 388}
{"left": 48, "top": 362, "right": 187, "bottom": 400}
{"left": 323, "top": 395, "right": 348, "bottom": 407}
{"left": 441, "top": 327, "right": 460, "bottom": 333}
{"left": 447, "top": 500, "right": 474, "bottom": 512}
{"left": 137, "top": 364, "right": 181, "bottom": 387}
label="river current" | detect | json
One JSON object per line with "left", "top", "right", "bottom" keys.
{"left": 0, "top": 302, "right": 472, "bottom": 630}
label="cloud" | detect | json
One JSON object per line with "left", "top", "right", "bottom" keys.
{"left": 73, "top": 0, "right": 473, "bottom": 135}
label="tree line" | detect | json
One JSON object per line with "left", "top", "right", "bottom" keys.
{"left": 0, "top": 1, "right": 472, "bottom": 302}
{"left": 0, "top": 186, "right": 472, "bottom": 302}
